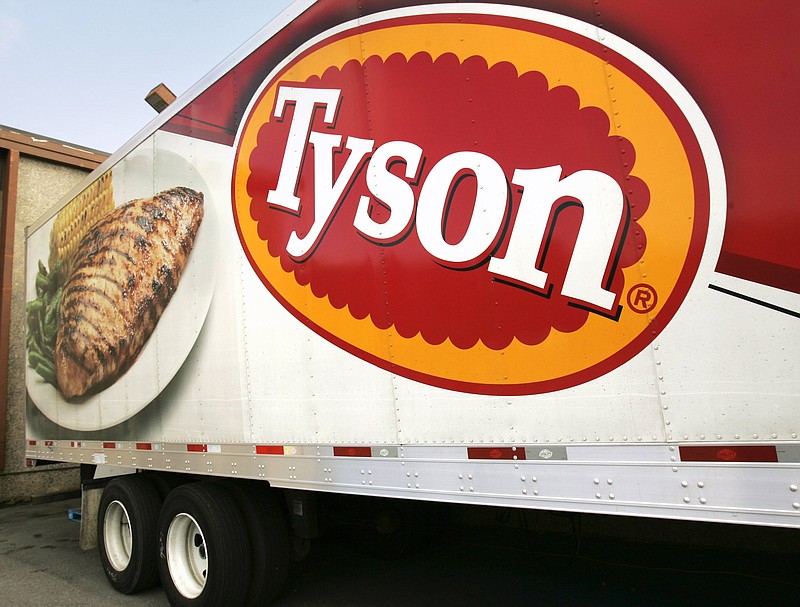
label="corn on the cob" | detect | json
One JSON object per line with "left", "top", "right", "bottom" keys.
{"left": 48, "top": 170, "right": 115, "bottom": 273}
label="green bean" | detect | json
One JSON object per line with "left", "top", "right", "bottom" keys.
{"left": 36, "top": 356, "right": 55, "bottom": 373}
{"left": 26, "top": 299, "right": 44, "bottom": 315}
{"left": 27, "top": 313, "right": 39, "bottom": 333}
{"left": 37, "top": 312, "right": 45, "bottom": 347}
{"left": 28, "top": 332, "right": 41, "bottom": 352}
{"left": 28, "top": 348, "right": 50, "bottom": 369}
{"left": 35, "top": 271, "right": 50, "bottom": 295}
{"left": 50, "top": 260, "right": 64, "bottom": 288}
{"left": 35, "top": 362, "right": 57, "bottom": 386}
{"left": 40, "top": 340, "right": 54, "bottom": 360}
{"left": 26, "top": 259, "right": 64, "bottom": 387}
{"left": 44, "top": 324, "right": 57, "bottom": 346}
{"left": 44, "top": 288, "right": 62, "bottom": 328}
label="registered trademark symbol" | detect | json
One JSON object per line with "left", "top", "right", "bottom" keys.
{"left": 627, "top": 284, "right": 658, "bottom": 313}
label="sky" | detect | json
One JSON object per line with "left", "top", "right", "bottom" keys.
{"left": 0, "top": 0, "right": 296, "bottom": 153}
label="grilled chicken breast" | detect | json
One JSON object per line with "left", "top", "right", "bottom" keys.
{"left": 55, "top": 187, "right": 204, "bottom": 399}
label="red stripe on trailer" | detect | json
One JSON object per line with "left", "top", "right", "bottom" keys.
{"left": 679, "top": 445, "right": 778, "bottom": 462}
{"left": 256, "top": 445, "right": 284, "bottom": 455}
{"left": 187, "top": 444, "right": 208, "bottom": 453}
{"left": 334, "top": 447, "right": 372, "bottom": 457}
{"left": 102, "top": 442, "right": 116, "bottom": 449}
{"left": 44, "top": 441, "right": 55, "bottom": 447}
{"left": 136, "top": 443, "right": 152, "bottom": 450}
{"left": 468, "top": 447, "right": 526, "bottom": 460}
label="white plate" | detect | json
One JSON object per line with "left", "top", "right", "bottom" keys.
{"left": 27, "top": 145, "right": 218, "bottom": 431}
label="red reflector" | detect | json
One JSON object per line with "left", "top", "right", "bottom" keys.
{"left": 679, "top": 445, "right": 778, "bottom": 463}
{"left": 44, "top": 440, "right": 55, "bottom": 447}
{"left": 256, "top": 445, "right": 284, "bottom": 455}
{"left": 102, "top": 442, "right": 116, "bottom": 449}
{"left": 28, "top": 440, "right": 37, "bottom": 446}
{"left": 187, "top": 444, "right": 208, "bottom": 453}
{"left": 333, "top": 447, "right": 372, "bottom": 457}
{"left": 467, "top": 447, "right": 526, "bottom": 460}
{"left": 136, "top": 443, "right": 152, "bottom": 450}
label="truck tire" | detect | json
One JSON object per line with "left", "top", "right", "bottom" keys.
{"left": 221, "top": 481, "right": 290, "bottom": 605}
{"left": 143, "top": 471, "right": 187, "bottom": 500}
{"left": 97, "top": 474, "right": 162, "bottom": 593}
{"left": 157, "top": 482, "right": 251, "bottom": 607}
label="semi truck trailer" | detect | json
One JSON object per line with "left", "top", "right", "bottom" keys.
{"left": 23, "top": 1, "right": 799, "bottom": 604}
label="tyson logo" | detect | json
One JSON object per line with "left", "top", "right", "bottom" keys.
{"left": 232, "top": 6, "right": 723, "bottom": 395}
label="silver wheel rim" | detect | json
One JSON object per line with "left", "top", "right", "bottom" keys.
{"left": 103, "top": 500, "right": 132, "bottom": 571}
{"left": 166, "top": 513, "right": 207, "bottom": 598}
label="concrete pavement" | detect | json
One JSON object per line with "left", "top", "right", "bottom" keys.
{"left": 2, "top": 495, "right": 799, "bottom": 606}
{"left": 0, "top": 497, "right": 166, "bottom": 606}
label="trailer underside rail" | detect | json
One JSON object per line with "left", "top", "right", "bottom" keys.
{"left": 27, "top": 440, "right": 800, "bottom": 528}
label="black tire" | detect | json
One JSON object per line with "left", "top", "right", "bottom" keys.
{"left": 221, "top": 482, "right": 290, "bottom": 605}
{"left": 143, "top": 472, "right": 187, "bottom": 501}
{"left": 157, "top": 482, "right": 252, "bottom": 607}
{"left": 97, "top": 474, "right": 162, "bottom": 594}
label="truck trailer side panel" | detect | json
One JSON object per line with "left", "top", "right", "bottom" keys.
{"left": 24, "top": 0, "right": 799, "bottom": 532}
